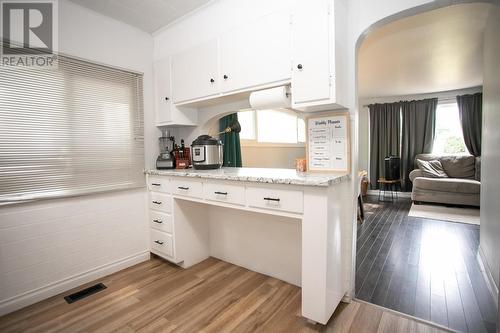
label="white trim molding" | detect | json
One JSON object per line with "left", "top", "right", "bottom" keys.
{"left": 0, "top": 251, "right": 150, "bottom": 316}
{"left": 478, "top": 247, "right": 499, "bottom": 308}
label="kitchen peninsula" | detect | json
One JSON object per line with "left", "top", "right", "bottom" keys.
{"left": 145, "top": 167, "right": 351, "bottom": 324}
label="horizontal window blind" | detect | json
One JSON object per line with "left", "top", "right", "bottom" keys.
{"left": 0, "top": 52, "right": 145, "bottom": 203}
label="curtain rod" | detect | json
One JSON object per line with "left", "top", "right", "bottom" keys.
{"left": 362, "top": 96, "right": 457, "bottom": 108}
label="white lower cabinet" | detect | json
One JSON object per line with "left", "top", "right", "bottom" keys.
{"left": 149, "top": 211, "right": 173, "bottom": 234}
{"left": 149, "top": 192, "right": 172, "bottom": 213}
{"left": 171, "top": 178, "right": 203, "bottom": 198}
{"left": 147, "top": 174, "right": 306, "bottom": 266}
{"left": 203, "top": 181, "right": 245, "bottom": 206}
{"left": 150, "top": 229, "right": 174, "bottom": 257}
{"left": 246, "top": 186, "right": 303, "bottom": 214}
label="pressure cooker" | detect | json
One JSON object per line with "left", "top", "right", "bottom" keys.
{"left": 191, "top": 135, "right": 223, "bottom": 170}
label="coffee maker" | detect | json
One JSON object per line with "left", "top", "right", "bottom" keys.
{"left": 156, "top": 130, "right": 175, "bottom": 169}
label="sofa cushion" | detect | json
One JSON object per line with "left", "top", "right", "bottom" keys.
{"left": 416, "top": 159, "right": 448, "bottom": 178}
{"left": 413, "top": 177, "right": 480, "bottom": 194}
{"left": 409, "top": 169, "right": 424, "bottom": 182}
{"left": 475, "top": 157, "right": 481, "bottom": 181}
{"left": 439, "top": 155, "right": 476, "bottom": 179}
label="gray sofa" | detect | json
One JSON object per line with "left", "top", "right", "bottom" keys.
{"left": 409, "top": 154, "right": 481, "bottom": 207}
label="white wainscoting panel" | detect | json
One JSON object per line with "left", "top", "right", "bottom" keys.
{"left": 0, "top": 189, "right": 149, "bottom": 315}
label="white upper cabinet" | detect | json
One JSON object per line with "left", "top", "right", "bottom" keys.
{"left": 172, "top": 40, "right": 219, "bottom": 104}
{"left": 291, "top": 0, "right": 347, "bottom": 111}
{"left": 157, "top": 1, "right": 346, "bottom": 112}
{"left": 154, "top": 57, "right": 197, "bottom": 126}
{"left": 219, "top": 10, "right": 291, "bottom": 94}
{"left": 154, "top": 58, "right": 171, "bottom": 124}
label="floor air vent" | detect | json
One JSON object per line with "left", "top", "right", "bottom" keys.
{"left": 64, "top": 283, "right": 107, "bottom": 304}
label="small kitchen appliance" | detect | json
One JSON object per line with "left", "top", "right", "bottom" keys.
{"left": 191, "top": 135, "right": 223, "bottom": 170}
{"left": 384, "top": 156, "right": 401, "bottom": 180}
{"left": 156, "top": 132, "right": 175, "bottom": 169}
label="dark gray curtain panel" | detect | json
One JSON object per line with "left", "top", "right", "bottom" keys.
{"left": 369, "top": 103, "right": 401, "bottom": 189}
{"left": 457, "top": 93, "right": 482, "bottom": 156}
{"left": 401, "top": 98, "right": 438, "bottom": 191}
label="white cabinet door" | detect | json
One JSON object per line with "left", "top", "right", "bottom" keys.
{"left": 219, "top": 10, "right": 291, "bottom": 94}
{"left": 291, "top": 0, "right": 332, "bottom": 105}
{"left": 172, "top": 40, "right": 219, "bottom": 103}
{"left": 154, "top": 57, "right": 197, "bottom": 126}
{"left": 154, "top": 58, "right": 172, "bottom": 124}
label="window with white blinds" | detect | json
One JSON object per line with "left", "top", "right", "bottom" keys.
{"left": 0, "top": 54, "right": 145, "bottom": 203}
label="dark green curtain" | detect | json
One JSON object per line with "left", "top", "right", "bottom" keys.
{"left": 457, "top": 93, "right": 482, "bottom": 156}
{"left": 369, "top": 103, "right": 401, "bottom": 189}
{"left": 219, "top": 113, "right": 242, "bottom": 167}
{"left": 401, "top": 98, "right": 438, "bottom": 191}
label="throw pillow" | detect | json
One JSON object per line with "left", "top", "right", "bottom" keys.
{"left": 416, "top": 159, "right": 448, "bottom": 178}
{"left": 440, "top": 155, "right": 476, "bottom": 179}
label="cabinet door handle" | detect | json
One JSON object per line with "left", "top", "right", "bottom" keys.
{"left": 264, "top": 197, "right": 280, "bottom": 202}
{"left": 154, "top": 240, "right": 164, "bottom": 245}
{"left": 165, "top": 97, "right": 170, "bottom": 101}
{"left": 152, "top": 200, "right": 162, "bottom": 204}
{"left": 223, "top": 74, "right": 228, "bottom": 80}
{"left": 210, "top": 78, "right": 215, "bottom": 83}
{"left": 297, "top": 64, "right": 303, "bottom": 70}
{"left": 178, "top": 186, "right": 189, "bottom": 190}
{"left": 151, "top": 183, "right": 161, "bottom": 186}
{"left": 214, "top": 191, "right": 227, "bottom": 195}
{"left": 153, "top": 219, "right": 163, "bottom": 224}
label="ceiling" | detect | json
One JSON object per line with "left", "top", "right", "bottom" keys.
{"left": 69, "top": 0, "right": 212, "bottom": 33}
{"left": 358, "top": 3, "right": 491, "bottom": 99}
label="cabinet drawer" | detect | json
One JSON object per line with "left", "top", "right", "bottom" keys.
{"left": 203, "top": 181, "right": 245, "bottom": 206}
{"left": 171, "top": 178, "right": 203, "bottom": 198}
{"left": 149, "top": 192, "right": 172, "bottom": 213}
{"left": 246, "top": 186, "right": 303, "bottom": 214}
{"left": 148, "top": 177, "right": 170, "bottom": 193}
{"left": 149, "top": 211, "right": 173, "bottom": 234}
{"left": 150, "top": 229, "right": 173, "bottom": 257}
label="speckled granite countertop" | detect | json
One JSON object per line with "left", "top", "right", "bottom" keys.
{"left": 145, "top": 167, "right": 350, "bottom": 187}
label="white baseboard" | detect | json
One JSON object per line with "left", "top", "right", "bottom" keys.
{"left": 478, "top": 247, "right": 499, "bottom": 309}
{"left": 0, "top": 251, "right": 150, "bottom": 316}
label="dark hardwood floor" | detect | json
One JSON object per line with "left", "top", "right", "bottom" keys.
{"left": 356, "top": 196, "right": 497, "bottom": 333}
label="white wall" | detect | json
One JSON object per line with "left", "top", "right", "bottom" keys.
{"left": 480, "top": 4, "right": 500, "bottom": 298}
{"left": 0, "top": 0, "right": 154, "bottom": 315}
{"left": 358, "top": 86, "right": 483, "bottom": 173}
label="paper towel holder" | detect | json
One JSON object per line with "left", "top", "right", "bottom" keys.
{"left": 249, "top": 85, "right": 291, "bottom": 110}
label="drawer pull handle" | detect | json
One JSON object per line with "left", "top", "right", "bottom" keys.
{"left": 152, "top": 200, "right": 162, "bottom": 204}
{"left": 214, "top": 191, "right": 228, "bottom": 195}
{"left": 178, "top": 186, "right": 189, "bottom": 190}
{"left": 264, "top": 197, "right": 280, "bottom": 202}
{"left": 151, "top": 183, "right": 161, "bottom": 186}
{"left": 153, "top": 219, "right": 163, "bottom": 224}
{"left": 154, "top": 240, "right": 164, "bottom": 245}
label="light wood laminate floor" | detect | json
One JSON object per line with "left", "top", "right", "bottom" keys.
{"left": 0, "top": 256, "right": 450, "bottom": 333}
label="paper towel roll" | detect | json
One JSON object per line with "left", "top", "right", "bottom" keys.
{"left": 249, "top": 86, "right": 291, "bottom": 109}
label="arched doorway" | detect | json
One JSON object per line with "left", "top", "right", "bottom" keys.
{"left": 353, "top": 2, "right": 499, "bottom": 331}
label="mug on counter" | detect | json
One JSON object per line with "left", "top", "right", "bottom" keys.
{"left": 295, "top": 158, "right": 307, "bottom": 172}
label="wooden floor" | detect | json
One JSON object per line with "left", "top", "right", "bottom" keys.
{"left": 356, "top": 197, "right": 497, "bottom": 333}
{"left": 0, "top": 256, "right": 449, "bottom": 333}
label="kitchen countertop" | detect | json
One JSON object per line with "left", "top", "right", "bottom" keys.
{"left": 145, "top": 167, "right": 350, "bottom": 187}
